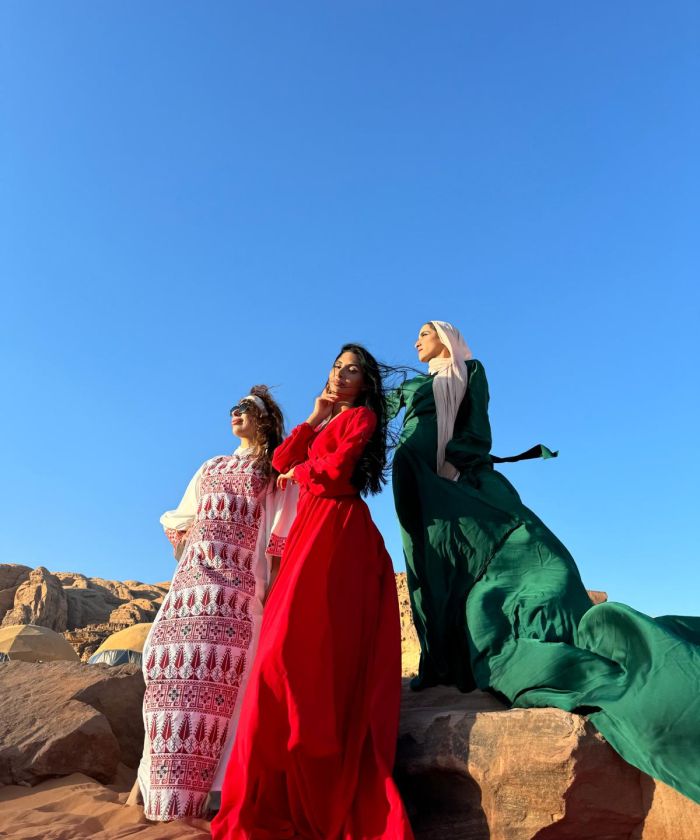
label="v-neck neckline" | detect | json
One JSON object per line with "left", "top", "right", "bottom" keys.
{"left": 318, "top": 407, "right": 353, "bottom": 431}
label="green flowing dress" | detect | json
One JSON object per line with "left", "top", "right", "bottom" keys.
{"left": 391, "top": 360, "right": 700, "bottom": 804}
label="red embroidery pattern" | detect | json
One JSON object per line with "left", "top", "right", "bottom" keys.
{"left": 149, "top": 616, "right": 253, "bottom": 649}
{"left": 267, "top": 532, "right": 286, "bottom": 557}
{"left": 144, "top": 679, "right": 240, "bottom": 717}
{"left": 185, "top": 521, "right": 260, "bottom": 554}
{"left": 165, "top": 527, "right": 187, "bottom": 551}
{"left": 143, "top": 453, "right": 271, "bottom": 821}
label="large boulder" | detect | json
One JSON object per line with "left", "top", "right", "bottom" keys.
{"left": 109, "top": 597, "right": 160, "bottom": 627}
{"left": 639, "top": 780, "right": 700, "bottom": 840}
{"left": 1, "top": 567, "right": 68, "bottom": 632}
{"left": 60, "top": 574, "right": 122, "bottom": 629}
{"left": 0, "top": 660, "right": 145, "bottom": 786}
{"left": 0, "top": 564, "right": 31, "bottom": 621}
{"left": 72, "top": 665, "right": 146, "bottom": 767}
{"left": 56, "top": 573, "right": 168, "bottom": 631}
{"left": 396, "top": 682, "right": 700, "bottom": 839}
{"left": 64, "top": 622, "right": 114, "bottom": 662}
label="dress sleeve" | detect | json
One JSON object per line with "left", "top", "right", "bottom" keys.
{"left": 446, "top": 361, "right": 557, "bottom": 471}
{"left": 253, "top": 482, "right": 300, "bottom": 595}
{"left": 160, "top": 464, "right": 204, "bottom": 558}
{"left": 385, "top": 386, "right": 405, "bottom": 421}
{"left": 272, "top": 423, "right": 316, "bottom": 474}
{"left": 264, "top": 483, "right": 299, "bottom": 559}
{"left": 292, "top": 408, "right": 377, "bottom": 497}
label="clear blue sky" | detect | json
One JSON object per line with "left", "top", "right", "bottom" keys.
{"left": 1, "top": 2, "right": 698, "bottom": 616}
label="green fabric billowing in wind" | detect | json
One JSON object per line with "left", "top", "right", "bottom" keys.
{"left": 390, "top": 360, "right": 700, "bottom": 804}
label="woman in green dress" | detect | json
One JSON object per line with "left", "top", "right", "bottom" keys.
{"left": 391, "top": 319, "right": 700, "bottom": 804}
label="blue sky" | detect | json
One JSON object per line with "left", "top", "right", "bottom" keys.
{"left": 1, "top": 2, "right": 698, "bottom": 616}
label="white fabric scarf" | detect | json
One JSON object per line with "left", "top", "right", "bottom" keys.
{"left": 427, "top": 320, "right": 473, "bottom": 480}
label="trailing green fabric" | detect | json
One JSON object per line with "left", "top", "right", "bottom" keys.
{"left": 391, "top": 361, "right": 700, "bottom": 804}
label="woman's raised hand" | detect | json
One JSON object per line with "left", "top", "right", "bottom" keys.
{"left": 305, "top": 388, "right": 340, "bottom": 428}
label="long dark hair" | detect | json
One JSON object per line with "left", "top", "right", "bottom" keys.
{"left": 333, "top": 343, "right": 393, "bottom": 496}
{"left": 245, "top": 384, "right": 285, "bottom": 477}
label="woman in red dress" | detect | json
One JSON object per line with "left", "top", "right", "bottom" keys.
{"left": 212, "top": 345, "right": 414, "bottom": 840}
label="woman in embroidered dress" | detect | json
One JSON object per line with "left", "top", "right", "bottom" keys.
{"left": 391, "top": 320, "right": 700, "bottom": 804}
{"left": 212, "top": 346, "right": 414, "bottom": 840}
{"left": 133, "top": 385, "right": 298, "bottom": 821}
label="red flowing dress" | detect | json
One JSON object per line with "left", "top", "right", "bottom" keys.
{"left": 212, "top": 406, "right": 414, "bottom": 840}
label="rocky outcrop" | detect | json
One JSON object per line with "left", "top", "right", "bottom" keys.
{"left": 1, "top": 566, "right": 68, "bottom": 632}
{"left": 0, "top": 564, "right": 32, "bottom": 590}
{"left": 0, "top": 589, "right": 697, "bottom": 839}
{"left": 2, "top": 564, "right": 607, "bottom": 671}
{"left": 397, "top": 573, "right": 421, "bottom": 677}
{"left": 63, "top": 623, "right": 115, "bottom": 663}
{"left": 0, "top": 660, "right": 145, "bottom": 786}
{"left": 59, "top": 573, "right": 123, "bottom": 629}
{"left": 0, "top": 563, "right": 31, "bottom": 618}
{"left": 0, "top": 565, "right": 169, "bottom": 660}
{"left": 639, "top": 781, "right": 700, "bottom": 840}
{"left": 109, "top": 597, "right": 160, "bottom": 627}
{"left": 396, "top": 682, "right": 699, "bottom": 839}
{"left": 72, "top": 666, "right": 147, "bottom": 768}
{"left": 57, "top": 572, "right": 168, "bottom": 631}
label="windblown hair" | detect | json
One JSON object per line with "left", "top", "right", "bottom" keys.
{"left": 333, "top": 343, "right": 393, "bottom": 497}
{"left": 244, "top": 385, "right": 285, "bottom": 477}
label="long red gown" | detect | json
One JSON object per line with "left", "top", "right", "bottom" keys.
{"left": 212, "top": 407, "right": 414, "bottom": 840}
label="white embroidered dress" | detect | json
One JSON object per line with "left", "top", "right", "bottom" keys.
{"left": 137, "top": 447, "right": 296, "bottom": 821}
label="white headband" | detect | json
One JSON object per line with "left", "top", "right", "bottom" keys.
{"left": 243, "top": 394, "right": 268, "bottom": 415}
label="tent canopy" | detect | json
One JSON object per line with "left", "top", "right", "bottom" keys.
{"left": 88, "top": 622, "right": 152, "bottom": 666}
{"left": 0, "top": 624, "right": 80, "bottom": 663}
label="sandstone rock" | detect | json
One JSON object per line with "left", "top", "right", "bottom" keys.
{"left": 396, "top": 573, "right": 420, "bottom": 677}
{"left": 0, "top": 587, "right": 18, "bottom": 620}
{"left": 72, "top": 665, "right": 147, "bottom": 768}
{"left": 640, "top": 778, "right": 700, "bottom": 840}
{"left": 64, "top": 622, "right": 115, "bottom": 662}
{"left": 396, "top": 682, "right": 700, "bottom": 839}
{"left": 64, "top": 586, "right": 116, "bottom": 629}
{"left": 0, "top": 564, "right": 32, "bottom": 590}
{"left": 91, "top": 577, "right": 169, "bottom": 605}
{"left": 0, "top": 564, "right": 32, "bottom": 622}
{"left": 0, "top": 566, "right": 169, "bottom": 660}
{"left": 0, "top": 660, "right": 146, "bottom": 786}
{"left": 59, "top": 574, "right": 167, "bottom": 631}
{"left": 1, "top": 566, "right": 68, "bottom": 632}
{"left": 109, "top": 597, "right": 160, "bottom": 627}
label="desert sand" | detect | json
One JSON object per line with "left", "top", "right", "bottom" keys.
{"left": 0, "top": 767, "right": 209, "bottom": 840}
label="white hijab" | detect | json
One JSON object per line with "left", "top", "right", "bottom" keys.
{"left": 427, "top": 320, "right": 473, "bottom": 480}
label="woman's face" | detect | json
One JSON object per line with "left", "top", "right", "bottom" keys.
{"left": 415, "top": 323, "right": 448, "bottom": 363}
{"left": 230, "top": 399, "right": 259, "bottom": 441}
{"left": 327, "top": 351, "right": 365, "bottom": 403}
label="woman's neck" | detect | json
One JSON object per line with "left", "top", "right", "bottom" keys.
{"left": 236, "top": 436, "right": 255, "bottom": 451}
{"left": 330, "top": 401, "right": 353, "bottom": 419}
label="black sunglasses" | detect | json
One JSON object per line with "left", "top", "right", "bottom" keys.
{"left": 229, "top": 402, "right": 254, "bottom": 417}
